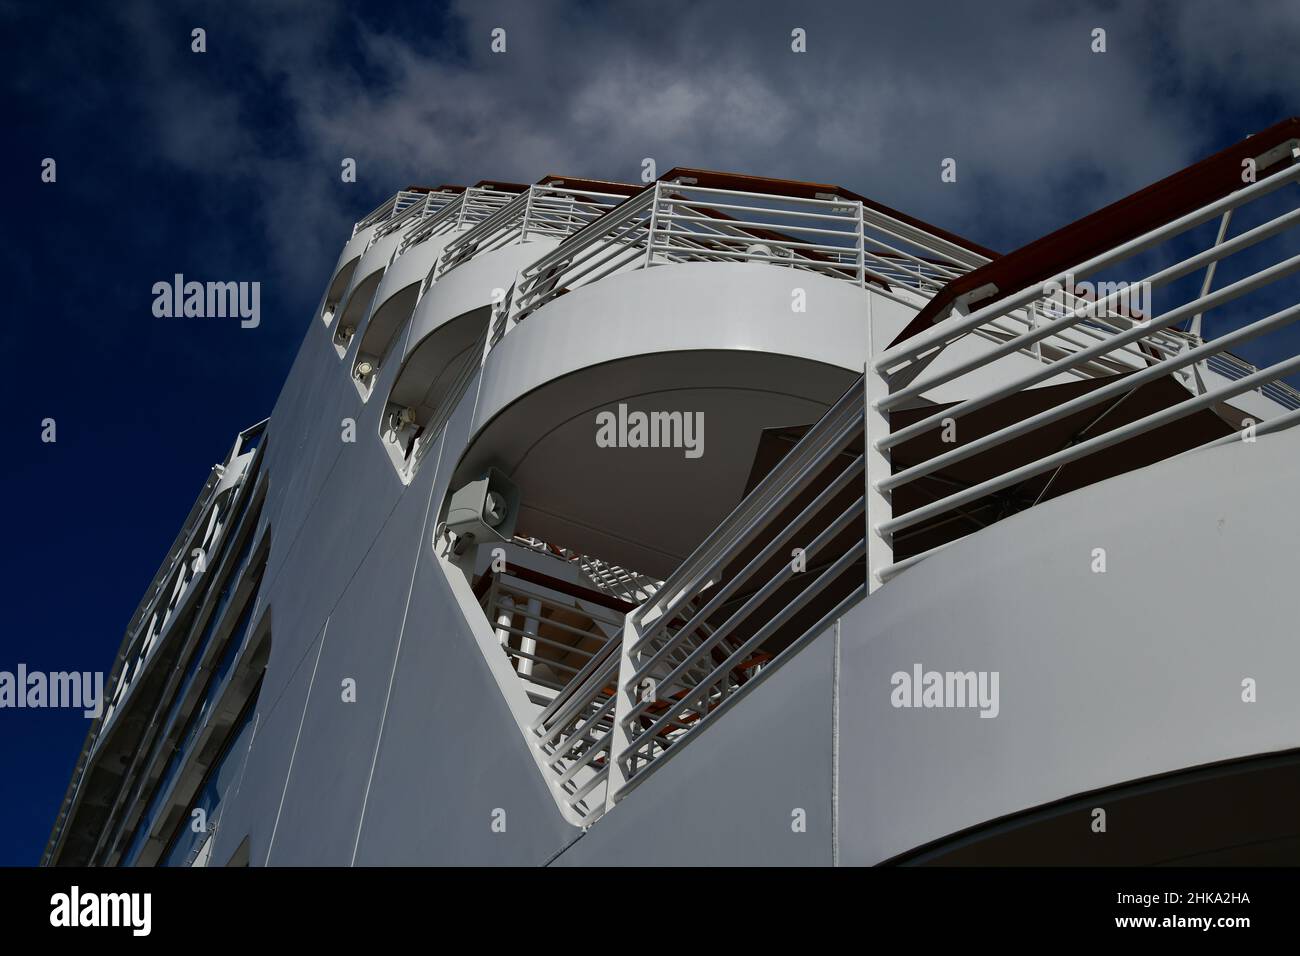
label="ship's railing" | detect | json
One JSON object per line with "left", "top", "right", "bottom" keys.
{"left": 502, "top": 180, "right": 988, "bottom": 331}
{"left": 531, "top": 639, "right": 621, "bottom": 825}
{"left": 541, "top": 384, "right": 868, "bottom": 812}
{"left": 433, "top": 184, "right": 633, "bottom": 280}
{"left": 366, "top": 188, "right": 462, "bottom": 248}
{"left": 510, "top": 535, "right": 661, "bottom": 604}
{"left": 397, "top": 185, "right": 521, "bottom": 258}
{"left": 1205, "top": 350, "right": 1300, "bottom": 410}
{"left": 351, "top": 189, "right": 428, "bottom": 238}
{"left": 610, "top": 385, "right": 866, "bottom": 800}
{"left": 476, "top": 566, "right": 625, "bottom": 699}
{"left": 43, "top": 419, "right": 268, "bottom": 866}
{"left": 863, "top": 147, "right": 1300, "bottom": 590}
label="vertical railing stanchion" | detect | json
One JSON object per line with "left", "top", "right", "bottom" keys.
{"left": 864, "top": 312, "right": 894, "bottom": 592}
{"left": 644, "top": 182, "right": 662, "bottom": 269}
{"left": 519, "top": 186, "right": 536, "bottom": 243}
{"left": 856, "top": 201, "right": 866, "bottom": 289}
{"left": 605, "top": 608, "right": 645, "bottom": 811}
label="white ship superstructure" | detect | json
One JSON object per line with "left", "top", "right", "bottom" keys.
{"left": 45, "top": 120, "right": 1300, "bottom": 866}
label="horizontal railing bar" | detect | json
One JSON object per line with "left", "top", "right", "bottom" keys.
{"left": 533, "top": 642, "right": 621, "bottom": 732}
{"left": 646, "top": 245, "right": 858, "bottom": 272}
{"left": 661, "top": 202, "right": 858, "bottom": 227}
{"left": 555, "top": 729, "right": 614, "bottom": 785}
{"left": 879, "top": 247, "right": 1300, "bottom": 452}
{"left": 547, "top": 698, "right": 617, "bottom": 756}
{"left": 491, "top": 622, "right": 606, "bottom": 657}
{"left": 877, "top": 350, "right": 1300, "bottom": 537}
{"left": 502, "top": 645, "right": 586, "bottom": 675}
{"left": 519, "top": 230, "right": 648, "bottom": 296}
{"left": 875, "top": 160, "right": 1300, "bottom": 373}
{"left": 516, "top": 192, "right": 657, "bottom": 275}
{"left": 879, "top": 298, "right": 1300, "bottom": 492}
{"left": 633, "top": 388, "right": 864, "bottom": 629}
{"left": 876, "top": 539, "right": 962, "bottom": 583}
{"left": 631, "top": 453, "right": 866, "bottom": 665}
{"left": 486, "top": 582, "right": 626, "bottom": 624}
{"left": 663, "top": 183, "right": 859, "bottom": 208}
{"left": 569, "top": 769, "right": 610, "bottom": 808}
{"left": 626, "top": 495, "right": 865, "bottom": 714}
{"left": 880, "top": 202, "right": 1300, "bottom": 416}
{"left": 656, "top": 217, "right": 858, "bottom": 244}
{"left": 612, "top": 576, "right": 867, "bottom": 807}
{"left": 1202, "top": 404, "right": 1300, "bottom": 449}
{"left": 620, "top": 537, "right": 865, "bottom": 768}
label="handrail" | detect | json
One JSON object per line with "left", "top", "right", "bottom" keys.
{"left": 864, "top": 133, "right": 1300, "bottom": 588}
{"left": 595, "top": 383, "right": 868, "bottom": 805}
{"left": 501, "top": 179, "right": 988, "bottom": 335}
{"left": 351, "top": 187, "right": 449, "bottom": 238}
{"left": 397, "top": 184, "right": 525, "bottom": 257}
{"left": 367, "top": 188, "right": 462, "bottom": 246}
{"left": 888, "top": 117, "right": 1300, "bottom": 350}
{"left": 434, "top": 183, "right": 635, "bottom": 280}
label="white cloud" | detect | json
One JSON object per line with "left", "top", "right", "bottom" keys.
{"left": 115, "top": 0, "right": 1300, "bottom": 295}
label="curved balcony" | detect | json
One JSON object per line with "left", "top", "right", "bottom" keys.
{"left": 319, "top": 241, "right": 365, "bottom": 328}
{"left": 375, "top": 180, "right": 634, "bottom": 464}
{"left": 330, "top": 231, "right": 406, "bottom": 357}
{"left": 348, "top": 232, "right": 449, "bottom": 398}
{"left": 378, "top": 243, "right": 552, "bottom": 472}
{"left": 343, "top": 183, "right": 524, "bottom": 370}
{"left": 448, "top": 262, "right": 870, "bottom": 578}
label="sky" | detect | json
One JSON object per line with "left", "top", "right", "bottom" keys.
{"left": 2, "top": 0, "right": 1298, "bottom": 866}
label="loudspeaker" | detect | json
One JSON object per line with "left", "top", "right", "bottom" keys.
{"left": 445, "top": 467, "right": 520, "bottom": 551}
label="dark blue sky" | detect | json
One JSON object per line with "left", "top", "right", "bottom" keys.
{"left": 3, "top": 0, "right": 1297, "bottom": 865}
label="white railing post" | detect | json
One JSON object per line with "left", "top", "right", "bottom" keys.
{"left": 863, "top": 301, "right": 894, "bottom": 592}
{"left": 644, "top": 182, "right": 662, "bottom": 269}
{"left": 605, "top": 609, "right": 645, "bottom": 810}
{"left": 519, "top": 185, "right": 538, "bottom": 244}
{"left": 855, "top": 201, "right": 866, "bottom": 289}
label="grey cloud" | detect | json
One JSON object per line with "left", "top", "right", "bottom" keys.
{"left": 117, "top": 0, "right": 1300, "bottom": 297}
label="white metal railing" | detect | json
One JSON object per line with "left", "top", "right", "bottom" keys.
{"left": 397, "top": 185, "right": 522, "bottom": 259}
{"left": 366, "top": 188, "right": 462, "bottom": 248}
{"left": 351, "top": 189, "right": 428, "bottom": 238}
{"left": 863, "top": 150, "right": 1300, "bottom": 589}
{"left": 433, "top": 184, "right": 632, "bottom": 280}
{"left": 499, "top": 180, "right": 989, "bottom": 334}
{"left": 1205, "top": 350, "right": 1300, "bottom": 410}
{"left": 529, "top": 148, "right": 1300, "bottom": 822}
{"left": 478, "top": 567, "right": 625, "bottom": 699}
{"left": 509, "top": 536, "right": 661, "bottom": 604}
{"left": 529, "top": 385, "right": 867, "bottom": 822}
{"left": 531, "top": 639, "right": 621, "bottom": 825}
{"left": 483, "top": 564, "right": 631, "bottom": 826}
